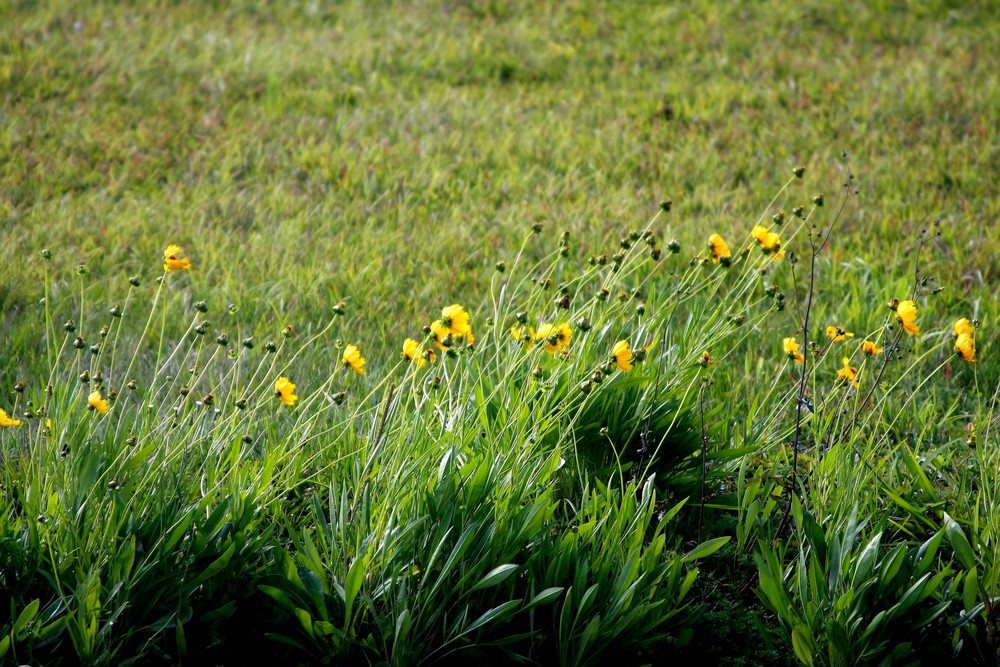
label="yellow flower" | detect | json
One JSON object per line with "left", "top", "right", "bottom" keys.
{"left": 440, "top": 304, "right": 471, "bottom": 337}
{"left": 699, "top": 351, "right": 715, "bottom": 367}
{"left": 163, "top": 244, "right": 192, "bottom": 272}
{"left": 431, "top": 320, "right": 451, "bottom": 350}
{"left": 751, "top": 226, "right": 784, "bottom": 260}
{"left": 862, "top": 340, "right": 883, "bottom": 356}
{"left": 612, "top": 340, "right": 634, "bottom": 372}
{"left": 0, "top": 408, "right": 22, "bottom": 427}
{"left": 783, "top": 337, "right": 805, "bottom": 364}
{"left": 536, "top": 322, "right": 572, "bottom": 354}
{"left": 836, "top": 357, "right": 860, "bottom": 387}
{"left": 895, "top": 300, "right": 920, "bottom": 336}
{"left": 403, "top": 338, "right": 426, "bottom": 367}
{"left": 275, "top": 377, "right": 298, "bottom": 406}
{"left": 88, "top": 390, "right": 110, "bottom": 414}
{"left": 825, "top": 326, "right": 855, "bottom": 342}
{"left": 954, "top": 318, "right": 975, "bottom": 337}
{"left": 343, "top": 344, "right": 367, "bottom": 375}
{"left": 955, "top": 333, "right": 976, "bottom": 362}
{"left": 511, "top": 325, "right": 536, "bottom": 351}
{"left": 707, "top": 234, "right": 732, "bottom": 264}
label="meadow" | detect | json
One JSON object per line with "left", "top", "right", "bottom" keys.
{"left": 2, "top": 1, "right": 999, "bottom": 664}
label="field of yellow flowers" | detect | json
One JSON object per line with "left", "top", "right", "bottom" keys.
{"left": 2, "top": 2, "right": 999, "bottom": 665}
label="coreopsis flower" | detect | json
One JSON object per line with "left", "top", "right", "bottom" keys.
{"left": 862, "top": 340, "right": 883, "bottom": 356}
{"left": 430, "top": 320, "right": 452, "bottom": 350}
{"left": 954, "top": 318, "right": 975, "bottom": 337}
{"left": 751, "top": 226, "right": 785, "bottom": 259}
{"left": 403, "top": 338, "right": 426, "bottom": 367}
{"left": 612, "top": 340, "right": 634, "bottom": 372}
{"left": 343, "top": 344, "right": 367, "bottom": 374}
{"left": 896, "top": 300, "right": 920, "bottom": 336}
{"left": 783, "top": 337, "right": 805, "bottom": 364}
{"left": 440, "top": 304, "right": 471, "bottom": 337}
{"left": 536, "top": 322, "right": 572, "bottom": 354}
{"left": 88, "top": 390, "right": 110, "bottom": 414}
{"left": 825, "top": 326, "right": 855, "bottom": 342}
{"left": 163, "top": 244, "right": 192, "bottom": 271}
{"left": 699, "top": 351, "right": 715, "bottom": 367}
{"left": 0, "top": 408, "right": 22, "bottom": 427}
{"left": 511, "top": 325, "right": 537, "bottom": 351}
{"left": 836, "top": 357, "right": 860, "bottom": 387}
{"left": 955, "top": 333, "right": 976, "bottom": 362}
{"left": 707, "top": 234, "right": 732, "bottom": 264}
{"left": 274, "top": 377, "right": 298, "bottom": 405}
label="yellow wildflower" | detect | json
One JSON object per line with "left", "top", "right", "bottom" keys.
{"left": 699, "top": 351, "right": 715, "bottom": 367}
{"left": 751, "top": 226, "right": 785, "bottom": 260}
{"left": 403, "top": 338, "right": 426, "bottom": 367}
{"left": 612, "top": 340, "right": 634, "bottom": 372}
{"left": 783, "top": 337, "right": 805, "bottom": 364}
{"left": 0, "top": 408, "right": 22, "bottom": 427}
{"left": 430, "top": 320, "right": 451, "bottom": 350}
{"left": 955, "top": 333, "right": 976, "bottom": 362}
{"left": 163, "top": 244, "right": 192, "bottom": 272}
{"left": 707, "top": 234, "right": 732, "bottom": 264}
{"left": 954, "top": 318, "right": 975, "bottom": 337}
{"left": 275, "top": 377, "right": 298, "bottom": 406}
{"left": 511, "top": 325, "right": 536, "bottom": 351}
{"left": 88, "top": 390, "right": 110, "bottom": 414}
{"left": 440, "top": 304, "right": 471, "bottom": 337}
{"left": 862, "top": 340, "right": 883, "bottom": 356}
{"left": 343, "top": 344, "right": 367, "bottom": 375}
{"left": 836, "top": 357, "right": 860, "bottom": 387}
{"left": 536, "top": 322, "right": 572, "bottom": 354}
{"left": 896, "top": 300, "right": 920, "bottom": 336}
{"left": 825, "top": 326, "right": 855, "bottom": 342}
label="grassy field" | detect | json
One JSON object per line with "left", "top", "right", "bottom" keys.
{"left": 2, "top": 1, "right": 999, "bottom": 664}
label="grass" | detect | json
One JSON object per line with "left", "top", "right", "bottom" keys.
{"left": 2, "top": 1, "right": 999, "bottom": 664}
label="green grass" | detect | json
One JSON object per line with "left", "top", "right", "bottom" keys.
{"left": 2, "top": 1, "right": 999, "bottom": 664}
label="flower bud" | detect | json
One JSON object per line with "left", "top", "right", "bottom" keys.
{"left": 495, "top": 261, "right": 506, "bottom": 272}
{"left": 89, "top": 344, "right": 100, "bottom": 355}
{"left": 127, "top": 379, "right": 138, "bottom": 390}
{"left": 110, "top": 304, "right": 123, "bottom": 318}
{"left": 179, "top": 386, "right": 190, "bottom": 396}
{"left": 619, "top": 237, "right": 632, "bottom": 250}
{"left": 194, "top": 300, "right": 208, "bottom": 313}
{"left": 194, "top": 321, "right": 208, "bottom": 335}
{"left": 333, "top": 301, "right": 347, "bottom": 315}
{"left": 242, "top": 435, "right": 253, "bottom": 444}
{"left": 40, "top": 248, "right": 52, "bottom": 259}
{"left": 236, "top": 398, "right": 248, "bottom": 410}
{"left": 636, "top": 303, "right": 646, "bottom": 315}
{"left": 129, "top": 275, "right": 141, "bottom": 287}
{"left": 76, "top": 264, "right": 88, "bottom": 276}
{"left": 650, "top": 247, "right": 661, "bottom": 260}
{"left": 227, "top": 304, "right": 238, "bottom": 315}
{"left": 13, "top": 381, "right": 24, "bottom": 393}
{"left": 554, "top": 294, "right": 570, "bottom": 309}
{"left": 793, "top": 205, "right": 805, "bottom": 219}
{"left": 659, "top": 200, "right": 672, "bottom": 212}
{"left": 578, "top": 380, "right": 593, "bottom": 394}
{"left": 216, "top": 332, "right": 229, "bottom": 346}
{"left": 596, "top": 288, "right": 609, "bottom": 302}
{"left": 812, "top": 193, "right": 824, "bottom": 206}
{"left": 772, "top": 211, "right": 785, "bottom": 225}
{"left": 282, "top": 325, "right": 295, "bottom": 338}
{"left": 667, "top": 239, "right": 681, "bottom": 254}
{"left": 793, "top": 165, "right": 805, "bottom": 178}
{"left": 100, "top": 325, "right": 110, "bottom": 338}
{"left": 264, "top": 341, "right": 277, "bottom": 353}
{"left": 93, "top": 371, "right": 104, "bottom": 386}
{"left": 531, "top": 222, "right": 542, "bottom": 234}
{"left": 79, "top": 370, "right": 91, "bottom": 383}
{"left": 242, "top": 337, "right": 254, "bottom": 349}
{"left": 333, "top": 391, "right": 347, "bottom": 404}
{"left": 575, "top": 316, "right": 591, "bottom": 332}
{"left": 65, "top": 320, "right": 77, "bottom": 332}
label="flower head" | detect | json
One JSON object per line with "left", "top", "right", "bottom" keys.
{"left": 955, "top": 333, "right": 976, "bottom": 362}
{"left": 440, "top": 304, "right": 471, "bottom": 337}
{"left": 825, "top": 326, "right": 855, "bottom": 343}
{"left": 699, "top": 351, "right": 715, "bottom": 367}
{"left": 612, "top": 340, "right": 634, "bottom": 372}
{"left": 275, "top": 377, "right": 298, "bottom": 406}
{"left": 836, "top": 357, "right": 860, "bottom": 387}
{"left": 783, "top": 337, "right": 805, "bottom": 364}
{"left": 0, "top": 409, "right": 22, "bottom": 427}
{"left": 163, "top": 244, "right": 192, "bottom": 272}
{"left": 403, "top": 338, "right": 427, "bottom": 367}
{"left": 343, "top": 344, "right": 367, "bottom": 375}
{"left": 88, "top": 390, "right": 110, "bottom": 414}
{"left": 511, "top": 325, "right": 536, "bottom": 351}
{"left": 536, "top": 322, "right": 572, "bottom": 354}
{"left": 896, "top": 300, "right": 920, "bottom": 336}
{"left": 707, "top": 234, "right": 732, "bottom": 265}
{"left": 751, "top": 226, "right": 785, "bottom": 260}
{"left": 954, "top": 318, "right": 975, "bottom": 338}
{"left": 862, "top": 340, "right": 883, "bottom": 356}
